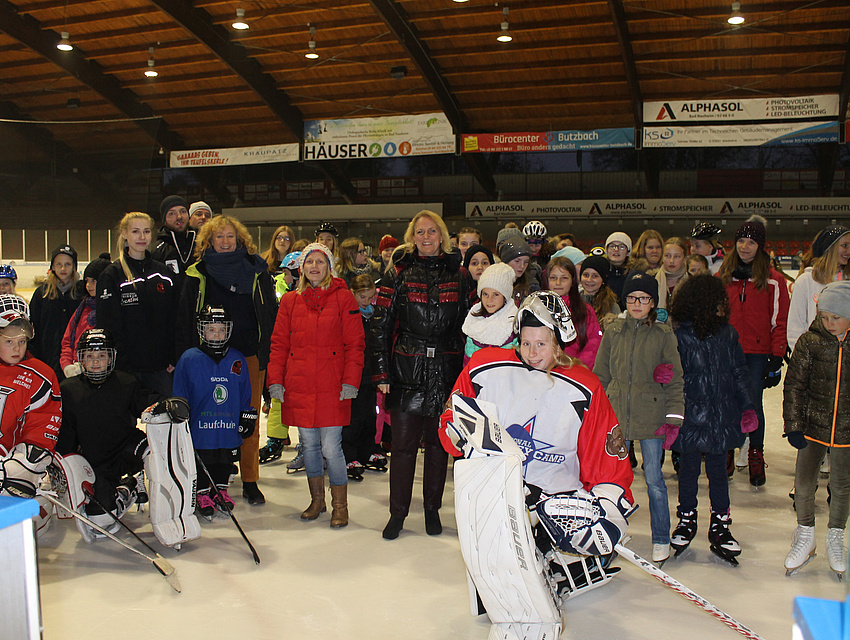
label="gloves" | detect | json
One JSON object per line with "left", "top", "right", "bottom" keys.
{"left": 340, "top": 384, "right": 358, "bottom": 401}
{"left": 269, "top": 384, "right": 285, "bottom": 401}
{"left": 785, "top": 431, "right": 808, "bottom": 449}
{"left": 63, "top": 362, "right": 83, "bottom": 378}
{"left": 763, "top": 355, "right": 783, "bottom": 389}
{"left": 238, "top": 410, "right": 258, "bottom": 439}
{"left": 740, "top": 409, "right": 758, "bottom": 433}
{"left": 653, "top": 363, "right": 674, "bottom": 384}
{"left": 654, "top": 423, "right": 680, "bottom": 450}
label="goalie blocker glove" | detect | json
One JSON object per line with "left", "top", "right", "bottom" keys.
{"left": 1, "top": 443, "right": 53, "bottom": 498}
{"left": 239, "top": 410, "right": 258, "bottom": 439}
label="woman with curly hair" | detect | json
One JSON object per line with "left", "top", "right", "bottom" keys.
{"left": 667, "top": 274, "right": 755, "bottom": 563}
{"left": 261, "top": 225, "right": 295, "bottom": 275}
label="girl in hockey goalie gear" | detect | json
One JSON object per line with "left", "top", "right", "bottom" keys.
{"left": 668, "top": 275, "right": 755, "bottom": 565}
{"left": 60, "top": 252, "right": 111, "bottom": 379}
{"left": 462, "top": 262, "right": 517, "bottom": 366}
{"left": 545, "top": 256, "right": 601, "bottom": 368}
{"left": 594, "top": 272, "right": 683, "bottom": 564}
{"left": 783, "top": 280, "right": 850, "bottom": 579}
{"left": 57, "top": 328, "right": 161, "bottom": 533}
{"left": 0, "top": 295, "right": 60, "bottom": 506}
{"left": 268, "top": 243, "right": 364, "bottom": 528}
{"left": 174, "top": 306, "right": 255, "bottom": 519}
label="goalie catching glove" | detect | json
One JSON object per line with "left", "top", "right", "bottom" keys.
{"left": 142, "top": 397, "right": 191, "bottom": 424}
{"left": 1, "top": 443, "right": 53, "bottom": 498}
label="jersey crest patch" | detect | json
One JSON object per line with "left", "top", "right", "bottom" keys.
{"left": 213, "top": 384, "right": 228, "bottom": 405}
{"left": 231, "top": 360, "right": 242, "bottom": 376}
{"left": 506, "top": 416, "right": 566, "bottom": 466}
{"left": 605, "top": 425, "right": 627, "bottom": 459}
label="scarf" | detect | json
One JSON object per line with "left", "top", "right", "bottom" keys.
{"left": 732, "top": 260, "right": 753, "bottom": 281}
{"left": 359, "top": 304, "right": 374, "bottom": 320}
{"left": 655, "top": 262, "right": 687, "bottom": 310}
{"left": 204, "top": 246, "right": 267, "bottom": 294}
{"left": 462, "top": 298, "right": 517, "bottom": 347}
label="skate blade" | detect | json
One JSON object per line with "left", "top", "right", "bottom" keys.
{"left": 366, "top": 466, "right": 388, "bottom": 473}
{"left": 671, "top": 545, "right": 690, "bottom": 559}
{"left": 785, "top": 552, "right": 816, "bottom": 577}
{"left": 285, "top": 467, "right": 304, "bottom": 474}
{"left": 710, "top": 546, "right": 740, "bottom": 566}
{"left": 654, "top": 558, "right": 669, "bottom": 568}
{"left": 835, "top": 571, "right": 845, "bottom": 582}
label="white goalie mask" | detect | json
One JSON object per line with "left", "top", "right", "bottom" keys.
{"left": 514, "top": 291, "right": 576, "bottom": 348}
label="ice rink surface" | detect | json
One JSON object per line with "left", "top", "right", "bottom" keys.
{"left": 37, "top": 383, "right": 842, "bottom": 640}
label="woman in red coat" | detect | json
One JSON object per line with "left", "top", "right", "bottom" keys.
{"left": 267, "top": 243, "right": 364, "bottom": 528}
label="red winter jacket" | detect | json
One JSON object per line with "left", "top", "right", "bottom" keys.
{"left": 267, "top": 278, "right": 364, "bottom": 428}
{"left": 723, "top": 267, "right": 790, "bottom": 356}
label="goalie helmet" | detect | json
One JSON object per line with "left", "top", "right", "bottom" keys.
{"left": 0, "top": 294, "right": 33, "bottom": 339}
{"left": 197, "top": 305, "right": 232, "bottom": 355}
{"left": 514, "top": 290, "right": 576, "bottom": 348}
{"left": 76, "top": 328, "right": 116, "bottom": 383}
{"left": 522, "top": 220, "right": 547, "bottom": 239}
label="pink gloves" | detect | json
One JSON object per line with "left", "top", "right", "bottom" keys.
{"left": 740, "top": 409, "right": 758, "bottom": 433}
{"left": 653, "top": 363, "right": 674, "bottom": 384}
{"left": 654, "top": 423, "right": 680, "bottom": 450}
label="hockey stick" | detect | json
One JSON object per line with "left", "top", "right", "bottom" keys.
{"left": 82, "top": 483, "right": 179, "bottom": 587}
{"left": 38, "top": 491, "right": 181, "bottom": 593}
{"left": 194, "top": 452, "right": 260, "bottom": 564}
{"left": 615, "top": 543, "right": 764, "bottom": 640}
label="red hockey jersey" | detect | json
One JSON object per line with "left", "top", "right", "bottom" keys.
{"left": 0, "top": 355, "right": 62, "bottom": 454}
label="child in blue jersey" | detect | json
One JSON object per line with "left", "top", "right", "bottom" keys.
{"left": 173, "top": 305, "right": 256, "bottom": 519}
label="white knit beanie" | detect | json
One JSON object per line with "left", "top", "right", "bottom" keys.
{"left": 605, "top": 231, "right": 632, "bottom": 253}
{"left": 298, "top": 242, "right": 335, "bottom": 272}
{"left": 478, "top": 262, "right": 516, "bottom": 301}
{"left": 189, "top": 201, "right": 212, "bottom": 216}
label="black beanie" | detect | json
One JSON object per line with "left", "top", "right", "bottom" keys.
{"left": 734, "top": 217, "right": 766, "bottom": 250}
{"left": 83, "top": 252, "right": 112, "bottom": 281}
{"left": 159, "top": 195, "right": 188, "bottom": 219}
{"left": 462, "top": 244, "right": 494, "bottom": 269}
{"left": 580, "top": 255, "right": 611, "bottom": 284}
{"left": 51, "top": 244, "right": 78, "bottom": 271}
{"left": 622, "top": 272, "right": 659, "bottom": 307}
{"left": 812, "top": 225, "right": 850, "bottom": 259}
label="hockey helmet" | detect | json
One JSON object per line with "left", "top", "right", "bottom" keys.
{"left": 76, "top": 328, "right": 116, "bottom": 383}
{"left": 514, "top": 290, "right": 576, "bottom": 349}
{"left": 197, "top": 305, "right": 232, "bottom": 353}
{"left": 0, "top": 264, "right": 17, "bottom": 282}
{"left": 315, "top": 222, "right": 339, "bottom": 238}
{"left": 0, "top": 294, "right": 33, "bottom": 339}
{"left": 690, "top": 222, "right": 721, "bottom": 240}
{"left": 522, "top": 220, "right": 548, "bottom": 239}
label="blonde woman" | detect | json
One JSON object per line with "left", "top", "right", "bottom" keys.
{"left": 336, "top": 237, "right": 377, "bottom": 287}
{"left": 29, "top": 244, "right": 82, "bottom": 379}
{"left": 372, "top": 210, "right": 476, "bottom": 539}
{"left": 175, "top": 215, "right": 277, "bottom": 505}
{"left": 261, "top": 224, "right": 295, "bottom": 275}
{"left": 628, "top": 229, "right": 664, "bottom": 273}
{"left": 96, "top": 212, "right": 176, "bottom": 395}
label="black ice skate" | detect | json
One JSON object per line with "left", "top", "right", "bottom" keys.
{"left": 670, "top": 509, "right": 697, "bottom": 557}
{"left": 259, "top": 437, "right": 287, "bottom": 464}
{"left": 708, "top": 510, "right": 741, "bottom": 566}
{"left": 346, "top": 461, "right": 364, "bottom": 482}
{"left": 364, "top": 451, "right": 388, "bottom": 472}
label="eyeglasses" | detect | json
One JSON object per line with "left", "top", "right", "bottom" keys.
{"left": 608, "top": 243, "right": 628, "bottom": 252}
{"left": 276, "top": 235, "right": 290, "bottom": 242}
{"left": 625, "top": 295, "right": 652, "bottom": 305}
{"left": 357, "top": 249, "right": 369, "bottom": 254}
{"left": 527, "top": 238, "right": 544, "bottom": 245}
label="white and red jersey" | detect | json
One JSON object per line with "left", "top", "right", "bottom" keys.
{"left": 0, "top": 354, "right": 62, "bottom": 455}
{"left": 440, "top": 347, "right": 633, "bottom": 502}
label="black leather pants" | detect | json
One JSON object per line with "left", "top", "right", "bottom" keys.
{"left": 388, "top": 411, "right": 448, "bottom": 517}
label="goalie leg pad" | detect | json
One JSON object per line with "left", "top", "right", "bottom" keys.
{"left": 49, "top": 453, "right": 98, "bottom": 543}
{"left": 144, "top": 417, "right": 200, "bottom": 547}
{"left": 453, "top": 455, "right": 561, "bottom": 636}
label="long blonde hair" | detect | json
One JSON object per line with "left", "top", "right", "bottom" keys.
{"left": 42, "top": 253, "right": 81, "bottom": 300}
{"left": 812, "top": 232, "right": 850, "bottom": 284}
{"left": 296, "top": 248, "right": 333, "bottom": 293}
{"left": 116, "top": 212, "right": 154, "bottom": 284}
{"left": 390, "top": 211, "right": 454, "bottom": 269}
{"left": 627, "top": 229, "right": 664, "bottom": 270}
{"left": 517, "top": 325, "right": 578, "bottom": 381}
{"left": 194, "top": 215, "right": 258, "bottom": 259}
{"left": 261, "top": 225, "right": 294, "bottom": 272}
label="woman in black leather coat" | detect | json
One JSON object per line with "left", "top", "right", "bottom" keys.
{"left": 371, "top": 210, "right": 475, "bottom": 540}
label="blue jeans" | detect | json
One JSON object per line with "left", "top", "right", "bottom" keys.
{"left": 637, "top": 438, "right": 670, "bottom": 545}
{"left": 299, "top": 426, "right": 347, "bottom": 486}
{"left": 743, "top": 353, "right": 768, "bottom": 449}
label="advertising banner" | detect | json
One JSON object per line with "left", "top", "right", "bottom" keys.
{"left": 643, "top": 121, "right": 839, "bottom": 148}
{"left": 303, "top": 112, "right": 454, "bottom": 160}
{"left": 461, "top": 128, "right": 634, "bottom": 153}
{"left": 170, "top": 143, "right": 299, "bottom": 168}
{"left": 644, "top": 95, "right": 839, "bottom": 123}
{"left": 465, "top": 198, "right": 850, "bottom": 219}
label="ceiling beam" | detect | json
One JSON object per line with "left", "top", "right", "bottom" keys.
{"left": 147, "top": 0, "right": 357, "bottom": 204}
{"left": 368, "top": 0, "right": 495, "bottom": 197}
{"left": 818, "top": 35, "right": 850, "bottom": 195}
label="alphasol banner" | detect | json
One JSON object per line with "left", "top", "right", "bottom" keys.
{"left": 170, "top": 143, "right": 299, "bottom": 168}
{"left": 461, "top": 128, "right": 634, "bottom": 153}
{"left": 303, "top": 112, "right": 454, "bottom": 160}
{"left": 644, "top": 95, "right": 839, "bottom": 123}
{"left": 643, "top": 121, "right": 838, "bottom": 148}
{"left": 466, "top": 198, "right": 850, "bottom": 219}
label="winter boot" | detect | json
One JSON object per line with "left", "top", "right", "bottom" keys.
{"left": 736, "top": 437, "right": 749, "bottom": 470}
{"left": 242, "top": 481, "right": 265, "bottom": 505}
{"left": 784, "top": 524, "right": 816, "bottom": 576}
{"left": 671, "top": 509, "right": 697, "bottom": 557}
{"left": 301, "top": 476, "right": 326, "bottom": 520}
{"left": 382, "top": 515, "right": 405, "bottom": 540}
{"left": 425, "top": 509, "right": 442, "bottom": 536}
{"left": 748, "top": 447, "right": 766, "bottom": 487}
{"left": 329, "top": 484, "right": 349, "bottom": 528}
{"left": 708, "top": 510, "right": 741, "bottom": 566}
{"left": 826, "top": 528, "right": 846, "bottom": 580}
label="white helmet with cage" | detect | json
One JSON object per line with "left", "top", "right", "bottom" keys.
{"left": 0, "top": 294, "right": 33, "bottom": 339}
{"left": 514, "top": 290, "right": 576, "bottom": 348}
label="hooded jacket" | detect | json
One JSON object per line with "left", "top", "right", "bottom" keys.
{"left": 723, "top": 266, "right": 790, "bottom": 356}
{"left": 151, "top": 226, "right": 197, "bottom": 276}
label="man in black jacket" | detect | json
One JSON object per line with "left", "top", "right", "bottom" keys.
{"left": 152, "top": 195, "right": 197, "bottom": 277}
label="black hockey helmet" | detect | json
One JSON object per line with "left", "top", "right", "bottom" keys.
{"left": 76, "top": 328, "right": 116, "bottom": 383}
{"left": 197, "top": 305, "right": 232, "bottom": 353}
{"left": 315, "top": 222, "right": 339, "bottom": 238}
{"left": 690, "top": 222, "right": 722, "bottom": 240}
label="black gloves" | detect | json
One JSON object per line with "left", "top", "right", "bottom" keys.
{"left": 239, "top": 410, "right": 258, "bottom": 439}
{"left": 763, "top": 355, "right": 783, "bottom": 389}
{"left": 785, "top": 432, "right": 808, "bottom": 450}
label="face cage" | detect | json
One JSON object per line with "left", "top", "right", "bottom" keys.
{"left": 515, "top": 295, "right": 577, "bottom": 345}
{"left": 0, "top": 316, "right": 34, "bottom": 340}
{"left": 77, "top": 348, "right": 116, "bottom": 383}
{"left": 198, "top": 320, "right": 233, "bottom": 350}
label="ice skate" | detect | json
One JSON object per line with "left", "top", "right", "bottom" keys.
{"left": 671, "top": 509, "right": 697, "bottom": 557}
{"left": 259, "top": 437, "right": 287, "bottom": 465}
{"left": 286, "top": 444, "right": 305, "bottom": 474}
{"left": 214, "top": 486, "right": 235, "bottom": 513}
{"left": 364, "top": 451, "right": 388, "bottom": 472}
{"left": 736, "top": 437, "right": 749, "bottom": 471}
{"left": 197, "top": 491, "right": 215, "bottom": 520}
{"left": 346, "top": 460, "right": 364, "bottom": 482}
{"left": 652, "top": 543, "right": 670, "bottom": 566}
{"left": 708, "top": 511, "right": 741, "bottom": 566}
{"left": 826, "top": 528, "right": 845, "bottom": 581}
{"left": 784, "top": 525, "right": 816, "bottom": 576}
{"left": 748, "top": 447, "right": 766, "bottom": 488}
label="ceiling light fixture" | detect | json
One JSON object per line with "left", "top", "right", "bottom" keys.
{"left": 305, "top": 25, "right": 319, "bottom": 59}
{"left": 57, "top": 31, "right": 73, "bottom": 51}
{"left": 144, "top": 47, "right": 158, "bottom": 77}
{"left": 232, "top": 8, "right": 249, "bottom": 30}
{"left": 727, "top": 2, "right": 745, "bottom": 25}
{"left": 452, "top": 0, "right": 468, "bottom": 3}
{"left": 497, "top": 7, "right": 512, "bottom": 43}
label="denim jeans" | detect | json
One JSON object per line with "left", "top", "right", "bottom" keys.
{"left": 637, "top": 438, "right": 670, "bottom": 545}
{"left": 299, "top": 426, "right": 347, "bottom": 486}
{"left": 677, "top": 451, "right": 730, "bottom": 514}
{"left": 743, "top": 353, "right": 768, "bottom": 449}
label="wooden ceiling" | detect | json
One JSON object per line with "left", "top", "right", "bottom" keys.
{"left": 0, "top": 0, "right": 848, "bottom": 197}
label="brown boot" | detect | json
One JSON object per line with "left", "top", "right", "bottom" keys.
{"left": 301, "top": 476, "right": 326, "bottom": 520}
{"left": 329, "top": 484, "right": 349, "bottom": 528}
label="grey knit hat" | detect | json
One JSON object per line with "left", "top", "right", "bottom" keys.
{"left": 817, "top": 280, "right": 850, "bottom": 320}
{"left": 496, "top": 226, "right": 524, "bottom": 249}
{"left": 499, "top": 238, "right": 532, "bottom": 264}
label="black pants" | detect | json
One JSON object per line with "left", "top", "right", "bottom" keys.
{"left": 196, "top": 448, "right": 240, "bottom": 492}
{"left": 342, "top": 386, "right": 378, "bottom": 464}
{"left": 86, "top": 428, "right": 147, "bottom": 515}
{"left": 388, "top": 411, "right": 448, "bottom": 518}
